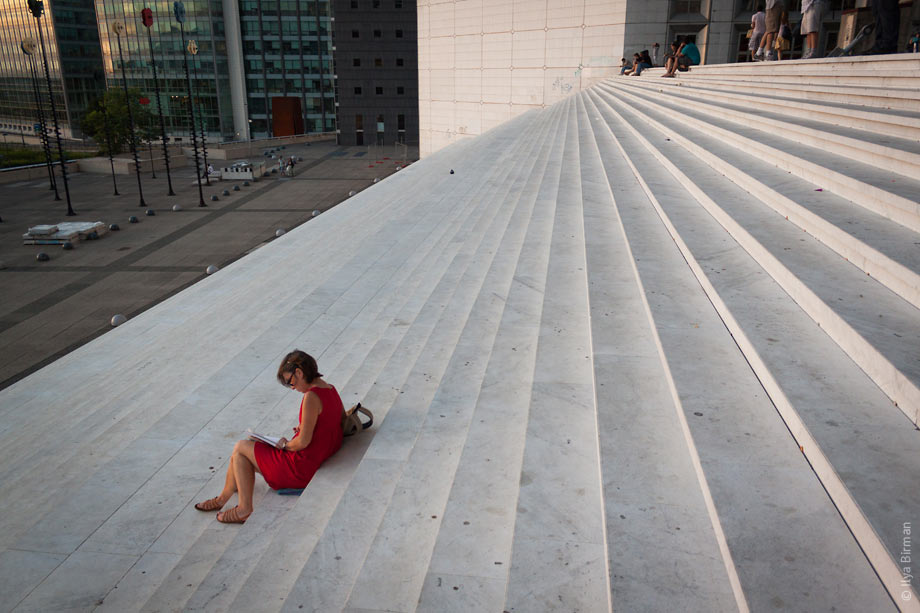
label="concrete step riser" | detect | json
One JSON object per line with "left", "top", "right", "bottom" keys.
{"left": 600, "top": 83, "right": 920, "bottom": 235}
{"left": 615, "top": 79, "right": 920, "bottom": 157}
{"left": 600, "top": 83, "right": 920, "bottom": 311}
{"left": 597, "top": 85, "right": 920, "bottom": 428}
{"left": 415, "top": 129, "right": 568, "bottom": 610}
{"left": 670, "top": 77, "right": 920, "bottom": 109}
{"left": 346, "top": 130, "right": 575, "bottom": 613}
{"left": 503, "top": 98, "right": 611, "bottom": 613}
{"left": 579, "top": 90, "right": 743, "bottom": 611}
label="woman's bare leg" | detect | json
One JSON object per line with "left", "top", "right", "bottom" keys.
{"left": 217, "top": 454, "right": 237, "bottom": 503}
{"left": 218, "top": 440, "right": 261, "bottom": 519}
{"left": 807, "top": 32, "right": 818, "bottom": 54}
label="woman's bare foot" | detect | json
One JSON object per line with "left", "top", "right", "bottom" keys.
{"left": 194, "top": 496, "right": 227, "bottom": 512}
{"left": 216, "top": 506, "right": 252, "bottom": 524}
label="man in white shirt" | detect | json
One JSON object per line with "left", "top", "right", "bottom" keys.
{"left": 801, "top": 0, "right": 828, "bottom": 59}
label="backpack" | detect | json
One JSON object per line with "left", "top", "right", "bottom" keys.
{"left": 341, "top": 402, "right": 373, "bottom": 437}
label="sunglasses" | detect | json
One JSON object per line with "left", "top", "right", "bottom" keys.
{"left": 283, "top": 369, "right": 297, "bottom": 388}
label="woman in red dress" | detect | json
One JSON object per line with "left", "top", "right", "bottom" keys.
{"left": 194, "top": 351, "right": 345, "bottom": 523}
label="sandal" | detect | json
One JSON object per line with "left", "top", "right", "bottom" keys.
{"left": 194, "top": 496, "right": 224, "bottom": 512}
{"left": 216, "top": 506, "right": 251, "bottom": 524}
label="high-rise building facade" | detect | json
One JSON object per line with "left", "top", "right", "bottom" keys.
{"left": 2, "top": 0, "right": 337, "bottom": 146}
{"left": 332, "top": 0, "right": 418, "bottom": 147}
{"left": 238, "top": 0, "right": 335, "bottom": 138}
{"left": 0, "top": 0, "right": 105, "bottom": 139}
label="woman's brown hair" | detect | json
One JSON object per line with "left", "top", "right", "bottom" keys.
{"left": 277, "top": 350, "right": 322, "bottom": 385}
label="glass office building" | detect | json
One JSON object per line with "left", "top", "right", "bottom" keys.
{"left": 95, "top": 0, "right": 335, "bottom": 141}
{"left": 94, "top": 0, "right": 234, "bottom": 141}
{"left": 1, "top": 0, "right": 339, "bottom": 146}
{"left": 0, "top": 0, "right": 104, "bottom": 139}
{"left": 239, "top": 0, "right": 335, "bottom": 138}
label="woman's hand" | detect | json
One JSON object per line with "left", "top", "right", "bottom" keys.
{"left": 276, "top": 437, "right": 288, "bottom": 451}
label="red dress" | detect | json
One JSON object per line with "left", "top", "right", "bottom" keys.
{"left": 254, "top": 385, "right": 344, "bottom": 490}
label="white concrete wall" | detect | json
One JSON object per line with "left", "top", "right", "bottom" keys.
{"left": 418, "top": 0, "right": 627, "bottom": 157}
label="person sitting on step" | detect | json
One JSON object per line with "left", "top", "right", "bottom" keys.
{"left": 194, "top": 351, "right": 345, "bottom": 523}
{"left": 622, "top": 53, "right": 641, "bottom": 75}
{"left": 631, "top": 49, "right": 654, "bottom": 76}
{"left": 662, "top": 37, "right": 700, "bottom": 77}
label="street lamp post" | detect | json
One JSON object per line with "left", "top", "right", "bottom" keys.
{"left": 28, "top": 0, "right": 74, "bottom": 216}
{"left": 187, "top": 39, "right": 210, "bottom": 185}
{"left": 141, "top": 7, "right": 175, "bottom": 196}
{"left": 111, "top": 20, "right": 146, "bottom": 207}
{"left": 101, "top": 97, "right": 120, "bottom": 195}
{"left": 174, "top": 1, "right": 205, "bottom": 207}
{"left": 20, "top": 38, "right": 58, "bottom": 197}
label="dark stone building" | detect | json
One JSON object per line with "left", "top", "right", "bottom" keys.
{"left": 332, "top": 0, "right": 417, "bottom": 146}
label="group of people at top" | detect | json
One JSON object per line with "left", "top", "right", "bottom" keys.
{"left": 751, "top": 0, "right": 906, "bottom": 62}
{"left": 749, "top": 0, "right": 819, "bottom": 61}
{"left": 619, "top": 37, "right": 701, "bottom": 78}
{"left": 621, "top": 0, "right": 909, "bottom": 78}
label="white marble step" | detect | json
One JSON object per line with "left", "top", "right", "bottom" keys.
{"left": 94, "top": 123, "right": 516, "bottom": 613}
{"left": 414, "top": 102, "right": 570, "bottom": 613}
{"left": 690, "top": 54, "right": 920, "bottom": 74}
{"left": 657, "top": 69, "right": 920, "bottom": 89}
{"left": 120, "top": 111, "right": 555, "bottom": 613}
{"left": 596, "top": 84, "right": 920, "bottom": 429}
{"left": 597, "top": 82, "right": 920, "bottom": 312}
{"left": 575, "top": 92, "right": 741, "bottom": 611}
{"left": 277, "top": 101, "right": 572, "bottom": 613}
{"left": 175, "top": 105, "right": 565, "bottom": 613}
{"left": 599, "top": 82, "right": 920, "bottom": 236}
{"left": 585, "top": 88, "right": 900, "bottom": 611}
{"left": 644, "top": 73, "right": 920, "bottom": 116}
{"left": 677, "top": 55, "right": 920, "bottom": 89}
{"left": 665, "top": 75, "right": 920, "bottom": 112}
{"left": 622, "top": 76, "right": 920, "bottom": 140}
{"left": 340, "top": 99, "right": 578, "bottom": 613}
{"left": 610, "top": 78, "right": 920, "bottom": 174}
{"left": 494, "top": 96, "right": 610, "bottom": 613}
{"left": 4, "top": 120, "right": 534, "bottom": 611}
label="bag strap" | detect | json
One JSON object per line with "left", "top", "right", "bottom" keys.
{"left": 342, "top": 402, "right": 373, "bottom": 436}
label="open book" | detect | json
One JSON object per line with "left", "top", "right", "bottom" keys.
{"left": 246, "top": 428, "right": 281, "bottom": 447}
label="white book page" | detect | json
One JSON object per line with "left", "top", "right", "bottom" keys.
{"left": 246, "top": 429, "right": 281, "bottom": 447}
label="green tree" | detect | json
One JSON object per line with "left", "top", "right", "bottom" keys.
{"left": 81, "top": 88, "right": 156, "bottom": 156}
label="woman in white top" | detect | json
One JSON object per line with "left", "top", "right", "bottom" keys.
{"left": 750, "top": 4, "right": 766, "bottom": 61}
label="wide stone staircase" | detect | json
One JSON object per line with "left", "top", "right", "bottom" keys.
{"left": 0, "top": 54, "right": 917, "bottom": 612}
